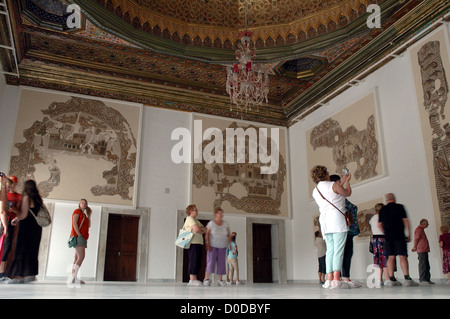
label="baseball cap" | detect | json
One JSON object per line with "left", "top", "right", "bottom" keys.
{"left": 9, "top": 176, "right": 18, "bottom": 183}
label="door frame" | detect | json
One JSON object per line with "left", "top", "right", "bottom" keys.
{"left": 246, "top": 218, "right": 287, "bottom": 284}
{"left": 96, "top": 207, "right": 150, "bottom": 283}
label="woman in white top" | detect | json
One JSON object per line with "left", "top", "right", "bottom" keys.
{"left": 369, "top": 203, "right": 390, "bottom": 285}
{"left": 311, "top": 165, "right": 352, "bottom": 289}
{"left": 204, "top": 207, "right": 231, "bottom": 287}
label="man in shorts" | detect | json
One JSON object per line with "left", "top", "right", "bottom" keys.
{"left": 378, "top": 193, "right": 419, "bottom": 287}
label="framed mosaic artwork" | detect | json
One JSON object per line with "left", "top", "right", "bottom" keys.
{"left": 306, "top": 90, "right": 386, "bottom": 198}
{"left": 191, "top": 114, "right": 290, "bottom": 217}
{"left": 8, "top": 88, "right": 142, "bottom": 207}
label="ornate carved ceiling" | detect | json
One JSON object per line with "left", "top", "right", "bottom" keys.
{"left": 97, "top": 0, "right": 367, "bottom": 50}
{"left": 2, "top": 0, "right": 449, "bottom": 126}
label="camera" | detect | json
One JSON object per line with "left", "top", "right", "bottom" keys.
{"left": 343, "top": 168, "right": 349, "bottom": 176}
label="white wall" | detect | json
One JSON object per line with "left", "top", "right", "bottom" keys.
{"left": 137, "top": 106, "right": 191, "bottom": 280}
{"left": 287, "top": 41, "right": 444, "bottom": 282}
{"left": 0, "top": 81, "right": 20, "bottom": 170}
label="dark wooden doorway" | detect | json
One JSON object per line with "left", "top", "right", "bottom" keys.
{"left": 253, "top": 223, "right": 273, "bottom": 283}
{"left": 104, "top": 214, "right": 140, "bottom": 281}
{"left": 182, "top": 219, "right": 209, "bottom": 283}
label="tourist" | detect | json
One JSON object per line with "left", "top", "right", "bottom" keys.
{"left": 314, "top": 230, "right": 326, "bottom": 284}
{"left": 204, "top": 207, "right": 231, "bottom": 287}
{"left": 0, "top": 176, "right": 21, "bottom": 280}
{"left": 369, "top": 203, "right": 390, "bottom": 285}
{"left": 329, "top": 174, "right": 361, "bottom": 288}
{"left": 378, "top": 193, "right": 419, "bottom": 286}
{"left": 183, "top": 204, "right": 207, "bottom": 287}
{"left": 311, "top": 165, "right": 352, "bottom": 289}
{"left": 438, "top": 225, "right": 450, "bottom": 284}
{"left": 4, "top": 180, "right": 44, "bottom": 284}
{"left": 226, "top": 231, "right": 241, "bottom": 285}
{"left": 70, "top": 199, "right": 92, "bottom": 284}
{"left": 412, "top": 219, "right": 434, "bottom": 284}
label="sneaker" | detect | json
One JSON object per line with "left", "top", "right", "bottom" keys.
{"left": 226, "top": 281, "right": 232, "bottom": 286}
{"left": 187, "top": 280, "right": 202, "bottom": 287}
{"left": 24, "top": 276, "right": 37, "bottom": 283}
{"left": 322, "top": 280, "right": 332, "bottom": 289}
{"left": 384, "top": 279, "right": 402, "bottom": 287}
{"left": 0, "top": 276, "right": 10, "bottom": 283}
{"left": 235, "top": 281, "right": 242, "bottom": 285}
{"left": 338, "top": 281, "right": 351, "bottom": 289}
{"left": 203, "top": 279, "right": 211, "bottom": 286}
{"left": 5, "top": 278, "right": 24, "bottom": 284}
{"left": 330, "top": 280, "right": 351, "bottom": 289}
{"left": 404, "top": 279, "right": 419, "bottom": 287}
{"left": 218, "top": 280, "right": 226, "bottom": 287}
{"left": 346, "top": 280, "right": 362, "bottom": 288}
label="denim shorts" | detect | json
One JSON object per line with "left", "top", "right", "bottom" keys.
{"left": 74, "top": 235, "right": 87, "bottom": 248}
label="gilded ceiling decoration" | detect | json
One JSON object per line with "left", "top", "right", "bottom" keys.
{"left": 2, "top": 0, "right": 449, "bottom": 126}
{"left": 98, "top": 0, "right": 371, "bottom": 48}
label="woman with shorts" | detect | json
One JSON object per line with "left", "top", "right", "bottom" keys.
{"left": 70, "top": 199, "right": 91, "bottom": 284}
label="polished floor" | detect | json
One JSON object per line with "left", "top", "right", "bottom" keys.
{"left": 0, "top": 280, "right": 448, "bottom": 299}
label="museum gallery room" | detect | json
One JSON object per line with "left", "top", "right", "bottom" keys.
{"left": 0, "top": 0, "right": 449, "bottom": 303}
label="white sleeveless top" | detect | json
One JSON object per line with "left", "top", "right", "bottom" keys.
{"left": 312, "top": 181, "right": 348, "bottom": 234}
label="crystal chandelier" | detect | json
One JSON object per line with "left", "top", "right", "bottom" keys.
{"left": 226, "top": 1, "right": 269, "bottom": 114}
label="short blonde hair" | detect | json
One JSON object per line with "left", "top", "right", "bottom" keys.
{"left": 214, "top": 207, "right": 223, "bottom": 215}
{"left": 441, "top": 225, "right": 449, "bottom": 234}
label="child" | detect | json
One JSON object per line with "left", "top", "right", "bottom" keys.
{"left": 226, "top": 232, "right": 241, "bottom": 285}
{"left": 438, "top": 225, "right": 450, "bottom": 284}
{"left": 314, "top": 230, "right": 326, "bottom": 284}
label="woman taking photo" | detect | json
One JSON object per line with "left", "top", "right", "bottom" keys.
{"left": 70, "top": 199, "right": 91, "bottom": 284}
{"left": 311, "top": 165, "right": 352, "bottom": 289}
{"left": 183, "top": 204, "right": 207, "bottom": 287}
{"left": 204, "top": 207, "right": 231, "bottom": 287}
{"left": 5, "top": 180, "right": 44, "bottom": 284}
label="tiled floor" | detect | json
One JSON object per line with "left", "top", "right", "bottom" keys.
{"left": 0, "top": 281, "right": 448, "bottom": 299}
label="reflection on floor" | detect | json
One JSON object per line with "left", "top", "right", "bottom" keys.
{"left": 0, "top": 281, "right": 448, "bottom": 299}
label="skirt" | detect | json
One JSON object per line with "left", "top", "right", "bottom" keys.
{"left": 6, "top": 209, "right": 42, "bottom": 278}
{"left": 443, "top": 249, "right": 450, "bottom": 274}
{"left": 372, "top": 236, "right": 387, "bottom": 268}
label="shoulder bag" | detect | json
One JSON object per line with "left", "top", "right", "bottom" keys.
{"left": 68, "top": 213, "right": 86, "bottom": 248}
{"left": 315, "top": 186, "right": 353, "bottom": 227}
{"left": 29, "top": 205, "right": 52, "bottom": 227}
{"left": 175, "top": 223, "right": 194, "bottom": 249}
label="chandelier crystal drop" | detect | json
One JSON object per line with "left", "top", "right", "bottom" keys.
{"left": 226, "top": 2, "right": 269, "bottom": 114}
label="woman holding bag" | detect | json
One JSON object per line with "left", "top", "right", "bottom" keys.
{"left": 69, "top": 199, "right": 91, "bottom": 284}
{"left": 183, "top": 204, "right": 207, "bottom": 287}
{"left": 311, "top": 165, "right": 352, "bottom": 289}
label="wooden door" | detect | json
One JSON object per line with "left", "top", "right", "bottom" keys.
{"left": 104, "top": 214, "right": 140, "bottom": 281}
{"left": 182, "top": 219, "right": 209, "bottom": 282}
{"left": 253, "top": 223, "right": 273, "bottom": 283}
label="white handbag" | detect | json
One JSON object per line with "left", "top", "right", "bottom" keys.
{"left": 175, "top": 227, "right": 194, "bottom": 249}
